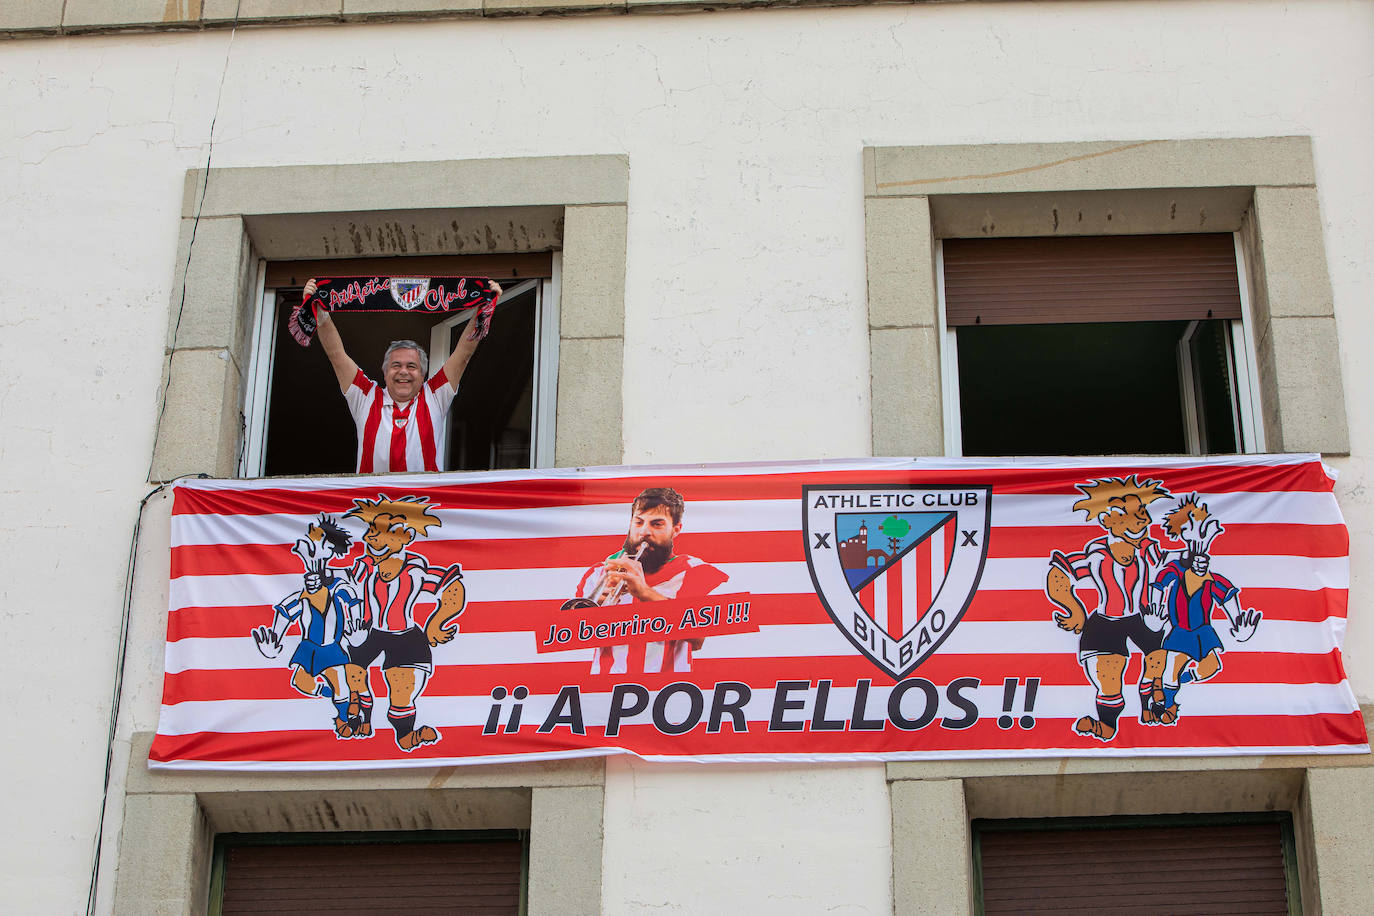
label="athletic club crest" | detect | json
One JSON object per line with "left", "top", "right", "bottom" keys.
{"left": 389, "top": 277, "right": 430, "bottom": 310}
{"left": 803, "top": 485, "right": 992, "bottom": 679}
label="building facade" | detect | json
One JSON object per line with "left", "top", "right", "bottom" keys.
{"left": 2, "top": 1, "right": 1371, "bottom": 913}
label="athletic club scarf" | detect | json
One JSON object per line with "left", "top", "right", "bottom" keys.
{"left": 290, "top": 276, "right": 500, "bottom": 347}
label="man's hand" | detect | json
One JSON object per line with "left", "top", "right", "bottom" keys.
{"left": 426, "top": 568, "right": 467, "bottom": 646}
{"left": 303, "top": 278, "right": 333, "bottom": 329}
{"left": 601, "top": 555, "right": 662, "bottom": 602}
{"left": 463, "top": 280, "right": 504, "bottom": 342}
{"left": 306, "top": 277, "right": 360, "bottom": 391}
{"left": 251, "top": 625, "right": 283, "bottom": 658}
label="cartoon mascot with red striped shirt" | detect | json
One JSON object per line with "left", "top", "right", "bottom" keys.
{"left": 1047, "top": 476, "right": 1173, "bottom": 741}
{"left": 338, "top": 495, "right": 466, "bottom": 751}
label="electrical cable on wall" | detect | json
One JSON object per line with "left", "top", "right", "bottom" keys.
{"left": 83, "top": 473, "right": 208, "bottom": 916}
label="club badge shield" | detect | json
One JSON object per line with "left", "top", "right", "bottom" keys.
{"left": 803, "top": 485, "right": 992, "bottom": 679}
{"left": 389, "top": 277, "right": 430, "bottom": 310}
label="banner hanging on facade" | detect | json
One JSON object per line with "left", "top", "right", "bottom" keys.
{"left": 152, "top": 455, "right": 1367, "bottom": 771}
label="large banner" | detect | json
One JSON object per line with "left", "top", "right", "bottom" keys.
{"left": 152, "top": 456, "right": 1367, "bottom": 770}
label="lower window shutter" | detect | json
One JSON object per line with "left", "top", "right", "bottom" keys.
{"left": 976, "top": 820, "right": 1292, "bottom": 915}
{"left": 218, "top": 838, "right": 524, "bottom": 915}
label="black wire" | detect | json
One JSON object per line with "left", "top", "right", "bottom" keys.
{"left": 84, "top": 476, "right": 209, "bottom": 916}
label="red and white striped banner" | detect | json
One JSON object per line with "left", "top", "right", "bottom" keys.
{"left": 151, "top": 455, "right": 1367, "bottom": 771}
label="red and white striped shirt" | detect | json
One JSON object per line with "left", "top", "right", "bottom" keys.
{"left": 344, "top": 368, "right": 457, "bottom": 473}
{"left": 1050, "top": 536, "right": 1165, "bottom": 619}
{"left": 349, "top": 552, "right": 441, "bottom": 633}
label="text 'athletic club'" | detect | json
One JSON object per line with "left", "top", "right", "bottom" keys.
{"left": 803, "top": 485, "right": 992, "bottom": 680}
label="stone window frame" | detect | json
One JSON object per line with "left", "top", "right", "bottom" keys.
{"left": 130, "top": 155, "right": 626, "bottom": 915}
{"left": 863, "top": 136, "right": 1349, "bottom": 458}
{"left": 886, "top": 752, "right": 1374, "bottom": 916}
{"left": 113, "top": 733, "right": 606, "bottom": 915}
{"left": 150, "top": 154, "right": 628, "bottom": 481}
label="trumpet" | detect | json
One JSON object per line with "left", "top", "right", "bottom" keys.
{"left": 560, "top": 542, "right": 647, "bottom": 610}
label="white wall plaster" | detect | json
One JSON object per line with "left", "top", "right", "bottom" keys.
{"left": 1, "top": 2, "right": 1371, "bottom": 913}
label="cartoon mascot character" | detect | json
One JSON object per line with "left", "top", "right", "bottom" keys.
{"left": 1147, "top": 494, "right": 1262, "bottom": 724}
{"left": 252, "top": 515, "right": 362, "bottom": 736}
{"left": 340, "top": 495, "right": 467, "bottom": 750}
{"left": 1046, "top": 476, "right": 1172, "bottom": 741}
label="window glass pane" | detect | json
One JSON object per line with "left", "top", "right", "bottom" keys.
{"left": 1190, "top": 319, "right": 1239, "bottom": 454}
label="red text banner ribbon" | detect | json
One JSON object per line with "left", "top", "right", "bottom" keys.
{"left": 537, "top": 593, "right": 759, "bottom": 653}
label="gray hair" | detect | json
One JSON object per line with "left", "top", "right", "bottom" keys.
{"left": 382, "top": 340, "right": 429, "bottom": 378}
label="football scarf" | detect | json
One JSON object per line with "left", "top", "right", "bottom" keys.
{"left": 290, "top": 276, "right": 500, "bottom": 347}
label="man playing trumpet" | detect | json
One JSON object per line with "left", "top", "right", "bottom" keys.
{"left": 570, "top": 487, "right": 728, "bottom": 675}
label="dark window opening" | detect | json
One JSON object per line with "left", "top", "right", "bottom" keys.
{"left": 260, "top": 280, "right": 542, "bottom": 477}
{"left": 956, "top": 319, "right": 1240, "bottom": 457}
{"left": 447, "top": 292, "right": 536, "bottom": 472}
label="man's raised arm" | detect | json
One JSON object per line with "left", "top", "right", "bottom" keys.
{"left": 439, "top": 281, "right": 502, "bottom": 385}
{"left": 304, "top": 279, "right": 361, "bottom": 393}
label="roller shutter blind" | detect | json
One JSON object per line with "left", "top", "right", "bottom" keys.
{"left": 974, "top": 818, "right": 1295, "bottom": 915}
{"left": 944, "top": 234, "right": 1243, "bottom": 326}
{"left": 215, "top": 835, "right": 525, "bottom": 915}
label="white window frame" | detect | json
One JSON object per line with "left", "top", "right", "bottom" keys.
{"left": 240, "top": 260, "right": 275, "bottom": 478}
{"left": 238, "top": 258, "right": 561, "bottom": 477}
{"left": 935, "top": 233, "right": 1267, "bottom": 458}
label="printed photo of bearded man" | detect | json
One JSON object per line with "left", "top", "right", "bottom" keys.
{"left": 570, "top": 487, "right": 728, "bottom": 675}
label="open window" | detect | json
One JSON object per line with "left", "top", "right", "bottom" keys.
{"left": 240, "top": 255, "right": 558, "bottom": 477}
{"left": 938, "top": 234, "right": 1264, "bottom": 457}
